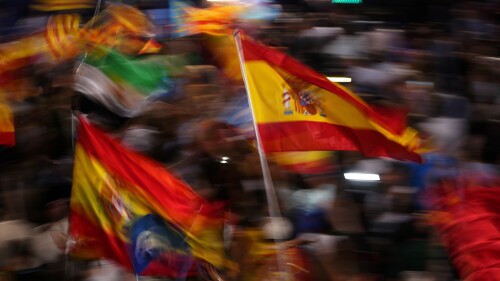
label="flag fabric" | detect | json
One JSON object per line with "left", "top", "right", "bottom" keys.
{"left": 45, "top": 14, "right": 82, "bottom": 61}
{"left": 85, "top": 48, "right": 170, "bottom": 96}
{"left": 69, "top": 116, "right": 234, "bottom": 277}
{"left": 78, "top": 4, "right": 155, "bottom": 54}
{"left": 74, "top": 63, "right": 144, "bottom": 118}
{"left": 269, "top": 151, "right": 335, "bottom": 175}
{"left": 171, "top": 2, "right": 243, "bottom": 37}
{"left": 31, "top": 0, "right": 96, "bottom": 12}
{"left": 238, "top": 35, "right": 426, "bottom": 162}
{"left": 138, "top": 39, "right": 162, "bottom": 55}
{"left": 220, "top": 93, "right": 336, "bottom": 174}
{"left": 74, "top": 48, "right": 185, "bottom": 118}
{"left": 169, "top": 0, "right": 278, "bottom": 37}
{"left": 204, "top": 35, "right": 243, "bottom": 82}
{"left": 430, "top": 186, "right": 500, "bottom": 281}
{"left": 0, "top": 35, "right": 46, "bottom": 76}
{"left": 0, "top": 102, "right": 15, "bottom": 146}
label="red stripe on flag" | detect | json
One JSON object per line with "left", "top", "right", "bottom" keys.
{"left": 0, "top": 132, "right": 15, "bottom": 146}
{"left": 279, "top": 161, "right": 335, "bottom": 175}
{"left": 258, "top": 121, "right": 422, "bottom": 163}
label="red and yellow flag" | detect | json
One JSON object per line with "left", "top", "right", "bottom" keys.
{"left": 69, "top": 117, "right": 234, "bottom": 276}
{"left": 31, "top": 0, "right": 96, "bottom": 12}
{"left": 239, "top": 35, "right": 426, "bottom": 162}
{"left": 176, "top": 4, "right": 243, "bottom": 36}
{"left": 0, "top": 102, "right": 15, "bottom": 146}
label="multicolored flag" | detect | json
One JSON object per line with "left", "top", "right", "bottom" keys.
{"left": 85, "top": 48, "right": 170, "bottom": 96}
{"left": 0, "top": 102, "right": 15, "bottom": 146}
{"left": 170, "top": 2, "right": 243, "bottom": 37}
{"left": 74, "top": 63, "right": 144, "bottom": 118}
{"left": 237, "top": 34, "right": 426, "bottom": 162}
{"left": 69, "top": 116, "right": 235, "bottom": 277}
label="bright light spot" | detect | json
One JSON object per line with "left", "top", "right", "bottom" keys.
{"left": 344, "top": 173, "right": 380, "bottom": 181}
{"left": 220, "top": 160, "right": 228, "bottom": 164}
{"left": 327, "top": 77, "right": 352, "bottom": 83}
{"left": 332, "top": 0, "right": 362, "bottom": 3}
{"left": 222, "top": 156, "right": 230, "bottom": 160}
{"left": 207, "top": 0, "right": 239, "bottom": 2}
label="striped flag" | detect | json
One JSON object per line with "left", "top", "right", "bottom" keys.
{"left": 31, "top": 0, "right": 96, "bottom": 12}
{"left": 238, "top": 34, "right": 426, "bottom": 162}
{"left": 69, "top": 116, "right": 235, "bottom": 277}
{"left": 85, "top": 48, "right": 170, "bottom": 96}
{"left": 45, "top": 14, "right": 81, "bottom": 61}
{"left": 73, "top": 63, "right": 144, "bottom": 118}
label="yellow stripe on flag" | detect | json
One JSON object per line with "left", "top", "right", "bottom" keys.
{"left": 0, "top": 102, "right": 14, "bottom": 134}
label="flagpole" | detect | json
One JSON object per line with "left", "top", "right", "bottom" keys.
{"left": 233, "top": 30, "right": 282, "bottom": 220}
{"left": 234, "top": 30, "right": 294, "bottom": 281}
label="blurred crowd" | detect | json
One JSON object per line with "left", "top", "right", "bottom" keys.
{"left": 0, "top": 0, "right": 500, "bottom": 281}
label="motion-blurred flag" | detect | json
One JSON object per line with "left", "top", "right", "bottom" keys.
{"left": 79, "top": 4, "right": 155, "bottom": 54}
{"left": 170, "top": 1, "right": 242, "bottom": 37}
{"left": 0, "top": 102, "right": 15, "bottom": 146}
{"left": 431, "top": 186, "right": 500, "bottom": 281}
{"left": 75, "top": 47, "right": 185, "bottom": 118}
{"left": 45, "top": 14, "right": 82, "bottom": 61}
{"left": 85, "top": 48, "right": 170, "bottom": 96}
{"left": 169, "top": 0, "right": 279, "bottom": 37}
{"left": 31, "top": 0, "right": 96, "bottom": 12}
{"left": 69, "top": 116, "right": 234, "bottom": 277}
{"left": 138, "top": 38, "right": 162, "bottom": 55}
{"left": 269, "top": 151, "right": 335, "bottom": 175}
{"left": 237, "top": 34, "right": 426, "bottom": 162}
{"left": 74, "top": 63, "right": 144, "bottom": 118}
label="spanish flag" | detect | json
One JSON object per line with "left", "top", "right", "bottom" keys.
{"left": 238, "top": 35, "right": 425, "bottom": 162}
{"left": 0, "top": 102, "right": 15, "bottom": 146}
{"left": 69, "top": 117, "right": 234, "bottom": 276}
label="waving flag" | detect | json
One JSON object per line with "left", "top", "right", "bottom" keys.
{"left": 431, "top": 186, "right": 500, "bottom": 281}
{"left": 74, "top": 63, "right": 144, "bottom": 118}
{"left": 171, "top": 2, "right": 243, "bottom": 37}
{"left": 45, "top": 14, "right": 82, "bottom": 60}
{"left": 85, "top": 48, "right": 170, "bottom": 96}
{"left": 237, "top": 34, "right": 426, "bottom": 162}
{"left": 69, "top": 117, "right": 234, "bottom": 277}
{"left": 0, "top": 102, "right": 15, "bottom": 146}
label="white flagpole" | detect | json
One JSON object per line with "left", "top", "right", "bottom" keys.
{"left": 233, "top": 30, "right": 282, "bottom": 220}
{"left": 233, "top": 29, "right": 294, "bottom": 281}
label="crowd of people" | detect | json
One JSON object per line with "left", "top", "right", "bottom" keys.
{"left": 0, "top": 0, "right": 499, "bottom": 280}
